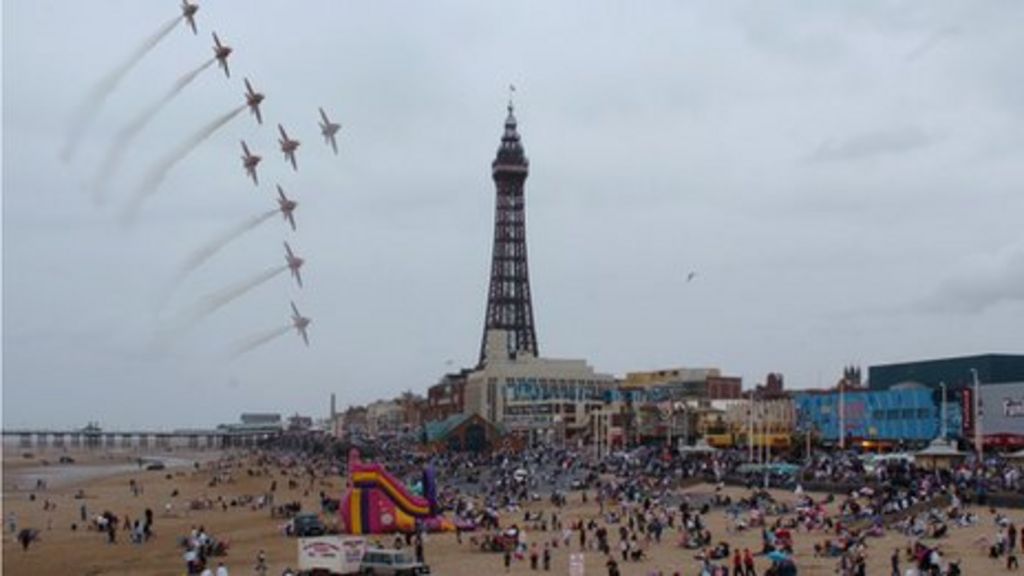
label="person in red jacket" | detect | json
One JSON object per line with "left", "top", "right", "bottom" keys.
{"left": 733, "top": 549, "right": 743, "bottom": 576}
{"left": 743, "top": 548, "right": 757, "bottom": 576}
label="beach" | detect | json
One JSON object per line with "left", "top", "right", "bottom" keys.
{"left": 1, "top": 448, "right": 1016, "bottom": 575}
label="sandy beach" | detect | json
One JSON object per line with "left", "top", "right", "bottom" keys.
{"left": 1, "top": 449, "right": 1015, "bottom": 575}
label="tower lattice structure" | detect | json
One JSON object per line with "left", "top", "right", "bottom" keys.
{"left": 480, "top": 103, "right": 538, "bottom": 364}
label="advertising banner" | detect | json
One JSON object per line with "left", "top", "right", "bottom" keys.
{"left": 979, "top": 382, "right": 1024, "bottom": 436}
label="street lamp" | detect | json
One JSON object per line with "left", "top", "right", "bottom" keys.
{"left": 939, "top": 381, "right": 947, "bottom": 441}
{"left": 970, "top": 368, "right": 982, "bottom": 460}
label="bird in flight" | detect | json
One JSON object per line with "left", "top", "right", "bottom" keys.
{"left": 686, "top": 271, "right": 697, "bottom": 283}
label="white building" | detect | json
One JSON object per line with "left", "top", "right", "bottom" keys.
{"left": 464, "top": 330, "right": 617, "bottom": 444}
{"left": 365, "top": 400, "right": 404, "bottom": 438}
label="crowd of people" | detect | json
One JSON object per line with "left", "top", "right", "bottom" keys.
{"left": 14, "top": 436, "right": 1024, "bottom": 575}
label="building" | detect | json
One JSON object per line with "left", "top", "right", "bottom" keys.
{"left": 396, "top": 392, "right": 426, "bottom": 432}
{"left": 287, "top": 414, "right": 314, "bottom": 432}
{"left": 463, "top": 330, "right": 617, "bottom": 445}
{"left": 621, "top": 367, "right": 741, "bottom": 402}
{"left": 424, "top": 372, "right": 469, "bottom": 423}
{"left": 623, "top": 368, "right": 721, "bottom": 388}
{"left": 216, "top": 413, "right": 284, "bottom": 442}
{"left": 793, "top": 388, "right": 939, "bottom": 446}
{"left": 421, "top": 413, "right": 505, "bottom": 453}
{"left": 719, "top": 398, "right": 795, "bottom": 448}
{"left": 707, "top": 376, "right": 743, "bottom": 400}
{"left": 975, "top": 381, "right": 1024, "bottom": 448}
{"left": 365, "top": 400, "right": 404, "bottom": 438}
{"left": 338, "top": 406, "right": 368, "bottom": 439}
{"left": 869, "top": 354, "right": 1024, "bottom": 391}
{"left": 240, "top": 413, "right": 282, "bottom": 427}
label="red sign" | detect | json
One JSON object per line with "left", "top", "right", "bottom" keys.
{"left": 962, "top": 388, "right": 973, "bottom": 436}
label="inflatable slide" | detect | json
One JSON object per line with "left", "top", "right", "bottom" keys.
{"left": 340, "top": 450, "right": 465, "bottom": 534}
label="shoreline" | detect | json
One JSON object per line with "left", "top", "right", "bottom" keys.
{"left": 2, "top": 451, "right": 224, "bottom": 492}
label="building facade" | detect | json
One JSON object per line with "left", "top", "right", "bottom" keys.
{"left": 793, "top": 388, "right": 940, "bottom": 445}
{"left": 424, "top": 372, "right": 469, "bottom": 423}
{"left": 464, "top": 330, "right": 617, "bottom": 445}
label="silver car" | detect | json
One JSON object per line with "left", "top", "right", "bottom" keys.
{"left": 360, "top": 548, "right": 430, "bottom": 576}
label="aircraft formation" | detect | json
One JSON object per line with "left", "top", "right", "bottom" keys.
{"left": 67, "top": 1, "right": 343, "bottom": 355}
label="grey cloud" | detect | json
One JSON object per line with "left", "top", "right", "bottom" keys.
{"left": 920, "top": 245, "right": 1024, "bottom": 314}
{"left": 905, "top": 26, "right": 962, "bottom": 62}
{"left": 810, "top": 127, "right": 934, "bottom": 162}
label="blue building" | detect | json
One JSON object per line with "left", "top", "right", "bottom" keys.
{"left": 793, "top": 388, "right": 946, "bottom": 444}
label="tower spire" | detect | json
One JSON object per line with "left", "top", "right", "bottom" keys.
{"left": 480, "top": 97, "right": 537, "bottom": 365}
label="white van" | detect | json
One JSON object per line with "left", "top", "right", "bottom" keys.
{"left": 297, "top": 536, "right": 367, "bottom": 575}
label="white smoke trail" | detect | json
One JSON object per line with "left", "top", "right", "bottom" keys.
{"left": 186, "top": 265, "right": 288, "bottom": 323}
{"left": 229, "top": 325, "right": 292, "bottom": 358}
{"left": 93, "top": 58, "right": 217, "bottom": 203}
{"left": 62, "top": 15, "right": 184, "bottom": 163}
{"left": 178, "top": 210, "right": 279, "bottom": 280}
{"left": 121, "top": 104, "right": 246, "bottom": 225}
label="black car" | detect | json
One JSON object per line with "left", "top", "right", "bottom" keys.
{"left": 291, "top": 512, "right": 326, "bottom": 537}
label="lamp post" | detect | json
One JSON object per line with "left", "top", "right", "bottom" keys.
{"left": 939, "top": 381, "right": 947, "bottom": 441}
{"left": 748, "top": 394, "right": 755, "bottom": 462}
{"left": 838, "top": 378, "right": 846, "bottom": 451}
{"left": 971, "top": 368, "right": 982, "bottom": 460}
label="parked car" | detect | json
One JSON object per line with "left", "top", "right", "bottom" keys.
{"left": 360, "top": 548, "right": 430, "bottom": 575}
{"left": 145, "top": 461, "right": 166, "bottom": 471}
{"left": 292, "top": 513, "right": 326, "bottom": 537}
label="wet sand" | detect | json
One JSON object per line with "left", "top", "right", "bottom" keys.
{"left": 0, "top": 452, "right": 1013, "bottom": 575}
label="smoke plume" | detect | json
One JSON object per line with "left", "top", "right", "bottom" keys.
{"left": 62, "top": 15, "right": 183, "bottom": 163}
{"left": 230, "top": 325, "right": 292, "bottom": 358}
{"left": 122, "top": 104, "right": 246, "bottom": 224}
{"left": 93, "top": 58, "right": 216, "bottom": 202}
{"left": 178, "top": 210, "right": 278, "bottom": 280}
{"left": 186, "top": 265, "right": 288, "bottom": 323}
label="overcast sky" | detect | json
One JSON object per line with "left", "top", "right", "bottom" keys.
{"left": 3, "top": 1, "right": 1023, "bottom": 430}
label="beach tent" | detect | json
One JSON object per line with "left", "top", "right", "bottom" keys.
{"left": 679, "top": 438, "right": 718, "bottom": 455}
{"left": 915, "top": 438, "right": 965, "bottom": 471}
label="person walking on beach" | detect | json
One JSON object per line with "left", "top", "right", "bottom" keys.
{"left": 743, "top": 548, "right": 756, "bottom": 576}
{"left": 255, "top": 549, "right": 268, "bottom": 576}
{"left": 891, "top": 548, "right": 900, "bottom": 576}
{"left": 144, "top": 508, "right": 153, "bottom": 540}
{"left": 543, "top": 544, "right": 551, "bottom": 571}
{"left": 216, "top": 561, "right": 229, "bottom": 576}
{"left": 504, "top": 547, "right": 512, "bottom": 572}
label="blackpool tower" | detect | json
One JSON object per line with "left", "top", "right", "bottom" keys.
{"left": 479, "top": 101, "right": 539, "bottom": 364}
